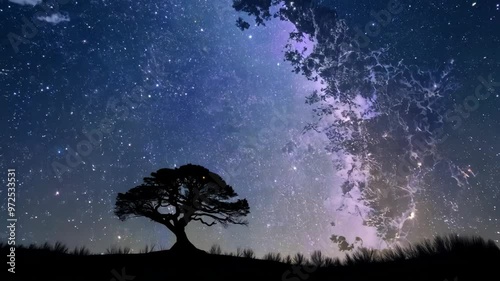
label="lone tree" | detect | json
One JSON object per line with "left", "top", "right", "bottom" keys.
{"left": 114, "top": 164, "right": 250, "bottom": 252}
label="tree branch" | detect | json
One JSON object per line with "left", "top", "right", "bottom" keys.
{"left": 192, "top": 217, "right": 216, "bottom": 226}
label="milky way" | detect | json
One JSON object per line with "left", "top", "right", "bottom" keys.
{"left": 1, "top": 0, "right": 499, "bottom": 258}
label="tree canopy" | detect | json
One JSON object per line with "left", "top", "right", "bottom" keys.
{"left": 115, "top": 164, "right": 250, "bottom": 251}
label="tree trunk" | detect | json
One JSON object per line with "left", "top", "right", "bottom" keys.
{"left": 169, "top": 226, "right": 206, "bottom": 255}
{"left": 172, "top": 229, "right": 196, "bottom": 250}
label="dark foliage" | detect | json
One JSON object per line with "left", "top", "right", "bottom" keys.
{"left": 106, "top": 246, "right": 132, "bottom": 255}
{"left": 293, "top": 252, "right": 307, "bottom": 265}
{"left": 114, "top": 164, "right": 250, "bottom": 251}
{"left": 263, "top": 252, "right": 282, "bottom": 262}
{"left": 209, "top": 244, "right": 222, "bottom": 255}
{"left": 242, "top": 248, "right": 256, "bottom": 259}
{"left": 1, "top": 235, "right": 498, "bottom": 280}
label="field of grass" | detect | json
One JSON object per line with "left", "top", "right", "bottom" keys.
{"left": 2, "top": 234, "right": 499, "bottom": 281}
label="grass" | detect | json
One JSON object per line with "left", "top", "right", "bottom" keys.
{"left": 2, "top": 234, "right": 498, "bottom": 267}
{"left": 1, "top": 234, "right": 498, "bottom": 281}
{"left": 209, "top": 244, "right": 222, "bottom": 255}
{"left": 311, "top": 250, "right": 326, "bottom": 266}
{"left": 0, "top": 241, "right": 91, "bottom": 255}
{"left": 72, "top": 246, "right": 91, "bottom": 256}
{"left": 106, "top": 245, "right": 131, "bottom": 255}
{"left": 241, "top": 248, "right": 256, "bottom": 258}
{"left": 140, "top": 244, "right": 156, "bottom": 254}
{"left": 293, "top": 252, "right": 306, "bottom": 265}
{"left": 262, "top": 252, "right": 282, "bottom": 262}
{"left": 340, "top": 234, "right": 500, "bottom": 266}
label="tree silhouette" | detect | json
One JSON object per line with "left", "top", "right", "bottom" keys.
{"left": 114, "top": 164, "right": 250, "bottom": 251}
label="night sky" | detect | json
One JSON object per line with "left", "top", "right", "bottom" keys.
{"left": 1, "top": 0, "right": 499, "bottom": 258}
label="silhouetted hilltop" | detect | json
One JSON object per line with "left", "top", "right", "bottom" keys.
{"left": 2, "top": 234, "right": 499, "bottom": 281}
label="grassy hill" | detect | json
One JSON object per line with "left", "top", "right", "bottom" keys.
{"left": 2, "top": 234, "right": 499, "bottom": 281}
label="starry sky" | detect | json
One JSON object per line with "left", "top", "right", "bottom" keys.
{"left": 0, "top": 0, "right": 499, "bottom": 258}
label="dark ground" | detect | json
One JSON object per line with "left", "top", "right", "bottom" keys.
{"left": 2, "top": 236, "right": 499, "bottom": 281}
